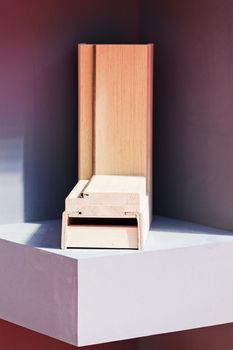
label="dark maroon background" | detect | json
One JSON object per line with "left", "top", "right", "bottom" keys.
{"left": 1, "top": 319, "right": 233, "bottom": 350}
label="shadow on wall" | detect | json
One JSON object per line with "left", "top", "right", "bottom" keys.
{"left": 140, "top": 0, "right": 233, "bottom": 231}
{"left": 0, "top": 0, "right": 140, "bottom": 224}
{"left": 23, "top": 47, "right": 78, "bottom": 222}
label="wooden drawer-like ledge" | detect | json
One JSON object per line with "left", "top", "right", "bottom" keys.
{"left": 62, "top": 175, "right": 149, "bottom": 249}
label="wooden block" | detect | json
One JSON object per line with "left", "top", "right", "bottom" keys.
{"left": 65, "top": 224, "right": 138, "bottom": 249}
{"left": 77, "top": 44, "right": 153, "bottom": 205}
{"left": 62, "top": 44, "right": 154, "bottom": 250}
{"left": 62, "top": 175, "right": 149, "bottom": 249}
{"left": 84, "top": 175, "right": 146, "bottom": 194}
{"left": 83, "top": 175, "right": 146, "bottom": 205}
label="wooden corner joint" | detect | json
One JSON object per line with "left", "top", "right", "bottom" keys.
{"left": 61, "top": 175, "right": 150, "bottom": 250}
{"left": 61, "top": 44, "right": 153, "bottom": 250}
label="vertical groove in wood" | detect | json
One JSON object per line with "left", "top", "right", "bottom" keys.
{"left": 146, "top": 44, "right": 154, "bottom": 220}
{"left": 77, "top": 44, "right": 94, "bottom": 180}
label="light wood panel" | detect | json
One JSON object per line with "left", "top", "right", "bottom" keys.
{"left": 78, "top": 44, "right": 94, "bottom": 179}
{"left": 95, "top": 45, "right": 153, "bottom": 185}
{"left": 62, "top": 175, "right": 149, "bottom": 249}
{"left": 77, "top": 44, "right": 154, "bottom": 200}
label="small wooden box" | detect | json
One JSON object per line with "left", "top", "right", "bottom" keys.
{"left": 62, "top": 44, "right": 153, "bottom": 249}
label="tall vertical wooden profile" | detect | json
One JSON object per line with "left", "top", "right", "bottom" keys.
{"left": 62, "top": 44, "right": 154, "bottom": 250}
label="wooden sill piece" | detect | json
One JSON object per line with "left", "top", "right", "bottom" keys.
{"left": 65, "top": 226, "right": 138, "bottom": 249}
{"left": 62, "top": 44, "right": 153, "bottom": 250}
{"left": 62, "top": 175, "right": 150, "bottom": 249}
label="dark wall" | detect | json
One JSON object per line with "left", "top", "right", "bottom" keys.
{"left": 141, "top": 0, "right": 233, "bottom": 231}
{"left": 0, "top": 0, "right": 139, "bottom": 224}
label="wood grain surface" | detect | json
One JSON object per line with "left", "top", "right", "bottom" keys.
{"left": 78, "top": 44, "right": 94, "bottom": 179}
{"left": 65, "top": 44, "right": 153, "bottom": 249}
{"left": 77, "top": 44, "right": 153, "bottom": 202}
